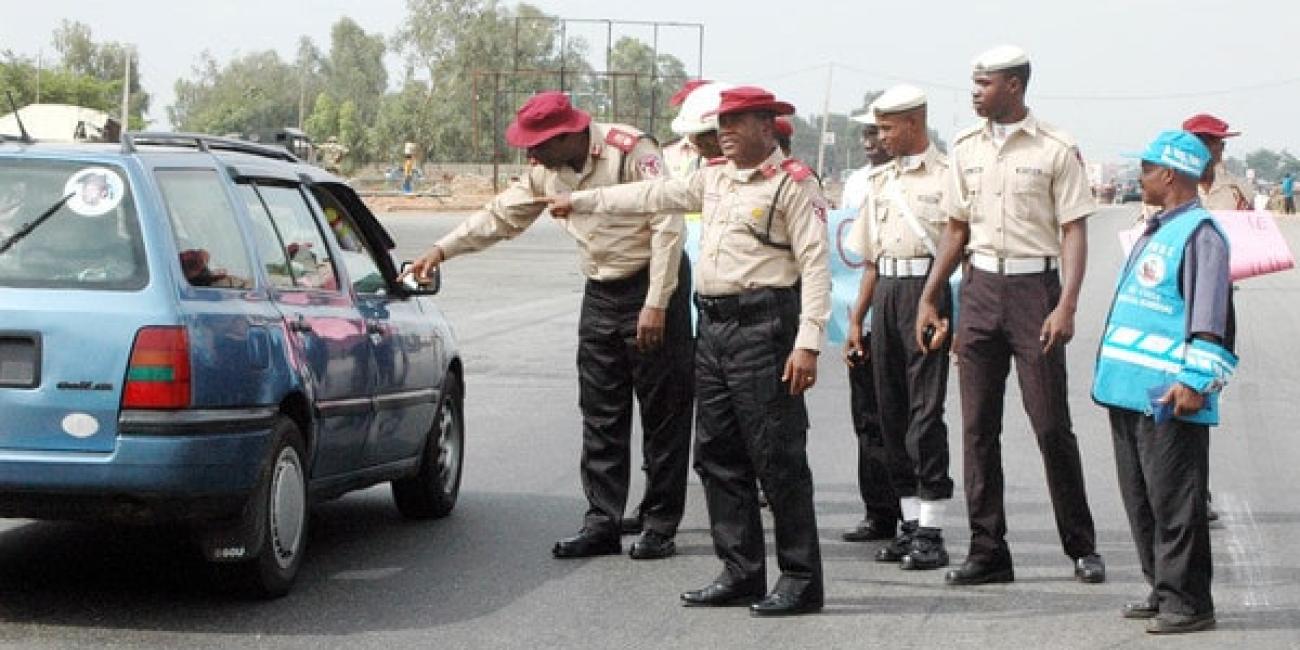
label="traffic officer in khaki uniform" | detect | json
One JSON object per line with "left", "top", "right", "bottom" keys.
{"left": 841, "top": 106, "right": 904, "bottom": 544}
{"left": 847, "top": 84, "right": 954, "bottom": 571}
{"left": 915, "top": 46, "right": 1106, "bottom": 586}
{"left": 405, "top": 91, "right": 693, "bottom": 561}
{"left": 1182, "top": 114, "right": 1252, "bottom": 211}
{"left": 661, "top": 79, "right": 712, "bottom": 179}
{"left": 550, "top": 86, "right": 831, "bottom": 616}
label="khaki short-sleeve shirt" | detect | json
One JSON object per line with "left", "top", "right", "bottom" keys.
{"left": 1199, "top": 163, "right": 1253, "bottom": 210}
{"left": 943, "top": 113, "right": 1095, "bottom": 257}
{"left": 852, "top": 143, "right": 949, "bottom": 262}
{"left": 435, "top": 122, "right": 682, "bottom": 308}
{"left": 570, "top": 149, "right": 832, "bottom": 351}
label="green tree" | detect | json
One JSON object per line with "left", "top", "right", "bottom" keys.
{"left": 607, "top": 36, "right": 688, "bottom": 142}
{"left": 336, "top": 99, "right": 362, "bottom": 170}
{"left": 304, "top": 92, "right": 338, "bottom": 142}
{"left": 325, "top": 18, "right": 387, "bottom": 123}
{"left": 51, "top": 20, "right": 150, "bottom": 128}
{"left": 169, "top": 50, "right": 306, "bottom": 135}
{"left": 0, "top": 51, "right": 125, "bottom": 123}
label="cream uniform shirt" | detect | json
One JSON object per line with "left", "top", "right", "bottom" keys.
{"left": 569, "top": 148, "right": 832, "bottom": 352}
{"left": 1199, "top": 162, "right": 1253, "bottom": 210}
{"left": 852, "top": 143, "right": 949, "bottom": 262}
{"left": 943, "top": 112, "right": 1096, "bottom": 257}
{"left": 435, "top": 122, "right": 683, "bottom": 308}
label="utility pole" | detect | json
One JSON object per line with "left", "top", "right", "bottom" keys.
{"left": 120, "top": 47, "right": 132, "bottom": 131}
{"left": 815, "top": 63, "right": 833, "bottom": 179}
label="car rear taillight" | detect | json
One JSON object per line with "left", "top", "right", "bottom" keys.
{"left": 122, "top": 326, "right": 191, "bottom": 409}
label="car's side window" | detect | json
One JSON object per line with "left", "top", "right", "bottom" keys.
{"left": 309, "top": 187, "right": 387, "bottom": 295}
{"left": 155, "top": 169, "right": 255, "bottom": 290}
{"left": 236, "top": 183, "right": 295, "bottom": 290}
{"left": 245, "top": 183, "right": 338, "bottom": 292}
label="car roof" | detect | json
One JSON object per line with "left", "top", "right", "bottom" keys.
{"left": 0, "top": 133, "right": 342, "bottom": 184}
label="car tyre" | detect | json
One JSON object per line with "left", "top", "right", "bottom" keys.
{"left": 392, "top": 372, "right": 464, "bottom": 519}
{"left": 214, "top": 415, "right": 309, "bottom": 599}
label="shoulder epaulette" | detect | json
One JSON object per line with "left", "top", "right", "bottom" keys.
{"left": 604, "top": 127, "right": 642, "bottom": 153}
{"left": 780, "top": 158, "right": 814, "bottom": 182}
{"left": 1035, "top": 120, "right": 1078, "bottom": 148}
{"left": 953, "top": 123, "right": 983, "bottom": 145}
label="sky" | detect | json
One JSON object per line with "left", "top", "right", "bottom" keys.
{"left": 3, "top": 0, "right": 1298, "bottom": 164}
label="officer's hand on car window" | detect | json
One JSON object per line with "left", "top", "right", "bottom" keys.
{"left": 636, "top": 306, "right": 666, "bottom": 352}
{"left": 400, "top": 245, "right": 445, "bottom": 284}
{"left": 545, "top": 193, "right": 573, "bottom": 218}
{"left": 1159, "top": 382, "right": 1206, "bottom": 417}
{"left": 915, "top": 300, "right": 949, "bottom": 353}
{"left": 1039, "top": 306, "right": 1075, "bottom": 354}
{"left": 844, "top": 323, "right": 867, "bottom": 367}
{"left": 782, "top": 348, "right": 819, "bottom": 395}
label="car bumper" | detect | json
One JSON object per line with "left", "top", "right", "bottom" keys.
{"left": 0, "top": 410, "right": 276, "bottom": 521}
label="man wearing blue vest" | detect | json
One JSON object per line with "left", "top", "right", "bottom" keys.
{"left": 1093, "top": 130, "right": 1238, "bottom": 635}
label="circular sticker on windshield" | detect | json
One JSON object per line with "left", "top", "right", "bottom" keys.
{"left": 63, "top": 167, "right": 125, "bottom": 217}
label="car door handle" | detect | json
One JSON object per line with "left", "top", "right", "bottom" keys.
{"left": 288, "top": 315, "right": 314, "bottom": 333}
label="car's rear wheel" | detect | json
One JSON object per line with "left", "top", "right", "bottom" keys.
{"left": 392, "top": 372, "right": 464, "bottom": 519}
{"left": 214, "top": 416, "right": 308, "bottom": 598}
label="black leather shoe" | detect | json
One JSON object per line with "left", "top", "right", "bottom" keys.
{"left": 1074, "top": 553, "right": 1106, "bottom": 583}
{"left": 620, "top": 516, "right": 643, "bottom": 535}
{"left": 681, "top": 581, "right": 765, "bottom": 607}
{"left": 900, "top": 527, "right": 949, "bottom": 571}
{"left": 1146, "top": 611, "right": 1216, "bottom": 634}
{"left": 1122, "top": 596, "right": 1158, "bottom": 620}
{"left": 749, "top": 590, "right": 823, "bottom": 617}
{"left": 842, "top": 518, "right": 896, "bottom": 542}
{"left": 552, "top": 531, "right": 620, "bottom": 558}
{"left": 945, "top": 558, "right": 1014, "bottom": 585}
{"left": 629, "top": 531, "right": 676, "bottom": 560}
{"left": 875, "top": 520, "right": 917, "bottom": 562}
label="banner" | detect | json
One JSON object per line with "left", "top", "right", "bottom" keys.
{"left": 1119, "top": 210, "right": 1296, "bottom": 281}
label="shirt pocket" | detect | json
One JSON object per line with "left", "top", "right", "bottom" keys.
{"left": 1012, "top": 166, "right": 1050, "bottom": 195}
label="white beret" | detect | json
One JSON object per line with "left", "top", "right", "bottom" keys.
{"left": 671, "top": 82, "right": 735, "bottom": 135}
{"left": 971, "top": 44, "right": 1030, "bottom": 73}
{"left": 872, "top": 84, "right": 927, "bottom": 115}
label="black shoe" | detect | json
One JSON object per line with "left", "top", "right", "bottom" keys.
{"left": 875, "top": 520, "right": 917, "bottom": 562}
{"left": 900, "top": 527, "right": 949, "bottom": 571}
{"left": 629, "top": 531, "right": 676, "bottom": 560}
{"left": 1122, "top": 595, "right": 1158, "bottom": 620}
{"left": 945, "top": 557, "right": 1014, "bottom": 585}
{"left": 620, "top": 516, "right": 643, "bottom": 535}
{"left": 681, "top": 580, "right": 765, "bottom": 607}
{"left": 749, "top": 590, "right": 824, "bottom": 617}
{"left": 1074, "top": 553, "right": 1106, "bottom": 583}
{"left": 552, "top": 531, "right": 620, "bottom": 558}
{"left": 842, "top": 517, "right": 896, "bottom": 542}
{"left": 1146, "top": 611, "right": 1216, "bottom": 634}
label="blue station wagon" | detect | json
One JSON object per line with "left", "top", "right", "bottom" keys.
{"left": 0, "top": 133, "right": 465, "bottom": 597}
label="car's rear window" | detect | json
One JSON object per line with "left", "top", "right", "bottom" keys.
{"left": 0, "top": 159, "right": 147, "bottom": 290}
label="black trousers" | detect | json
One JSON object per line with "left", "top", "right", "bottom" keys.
{"left": 871, "top": 275, "right": 954, "bottom": 501}
{"left": 694, "top": 287, "right": 822, "bottom": 595}
{"left": 956, "top": 268, "right": 1097, "bottom": 562}
{"left": 577, "top": 259, "right": 694, "bottom": 538}
{"left": 848, "top": 334, "right": 901, "bottom": 522}
{"left": 1110, "top": 409, "right": 1213, "bottom": 617}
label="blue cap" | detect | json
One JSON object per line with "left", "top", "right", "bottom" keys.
{"left": 1126, "top": 130, "right": 1211, "bottom": 178}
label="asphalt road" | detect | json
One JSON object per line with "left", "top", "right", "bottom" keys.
{"left": 2, "top": 205, "right": 1298, "bottom": 649}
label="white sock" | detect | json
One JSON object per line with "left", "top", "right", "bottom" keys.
{"left": 918, "top": 500, "right": 948, "bottom": 529}
{"left": 900, "top": 497, "right": 922, "bottom": 523}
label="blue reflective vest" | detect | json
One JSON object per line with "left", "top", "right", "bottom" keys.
{"left": 1092, "top": 206, "right": 1237, "bottom": 425}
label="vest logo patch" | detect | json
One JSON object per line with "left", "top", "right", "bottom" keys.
{"left": 1136, "top": 253, "right": 1166, "bottom": 288}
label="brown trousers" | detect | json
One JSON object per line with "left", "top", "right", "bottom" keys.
{"left": 956, "top": 268, "right": 1097, "bottom": 563}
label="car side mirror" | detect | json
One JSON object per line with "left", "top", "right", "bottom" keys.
{"left": 398, "top": 261, "right": 441, "bottom": 296}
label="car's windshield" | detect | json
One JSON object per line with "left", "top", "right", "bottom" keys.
{"left": 0, "top": 159, "right": 147, "bottom": 290}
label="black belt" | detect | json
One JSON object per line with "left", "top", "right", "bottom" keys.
{"left": 694, "top": 286, "right": 798, "bottom": 323}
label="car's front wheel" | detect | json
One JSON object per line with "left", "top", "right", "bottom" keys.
{"left": 392, "top": 372, "right": 464, "bottom": 519}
